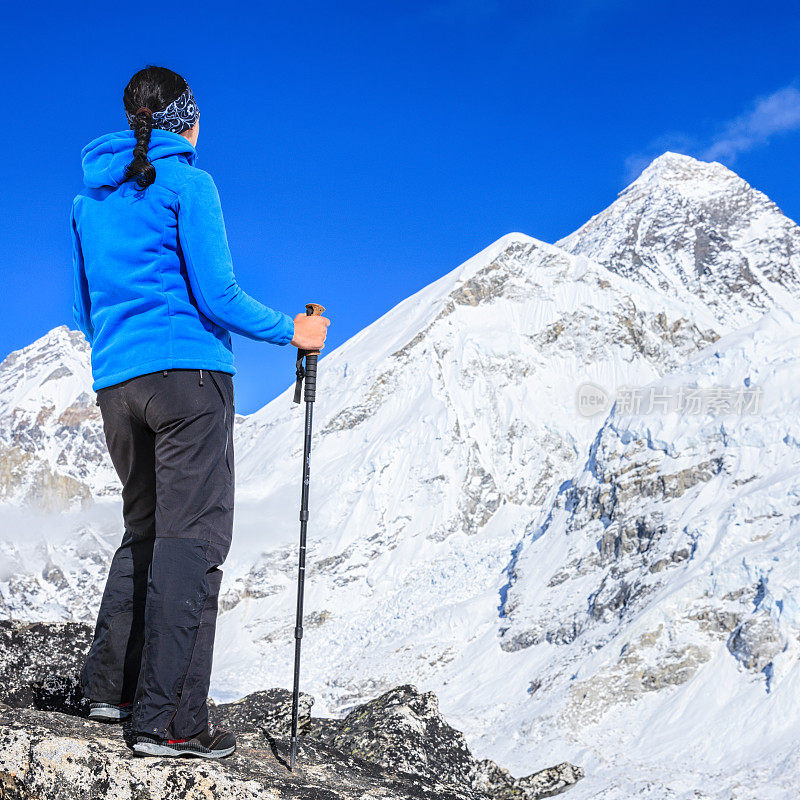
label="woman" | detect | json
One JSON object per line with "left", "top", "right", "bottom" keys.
{"left": 72, "top": 66, "right": 329, "bottom": 759}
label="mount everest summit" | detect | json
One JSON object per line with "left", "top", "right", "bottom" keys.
{"left": 1, "top": 152, "right": 799, "bottom": 798}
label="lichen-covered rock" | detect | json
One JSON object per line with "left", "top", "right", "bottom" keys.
{"left": 319, "top": 685, "right": 478, "bottom": 783}
{"left": 511, "top": 763, "right": 586, "bottom": 799}
{"left": 0, "top": 705, "right": 476, "bottom": 800}
{"left": 0, "top": 622, "right": 583, "bottom": 799}
{"left": 0, "top": 621, "right": 93, "bottom": 712}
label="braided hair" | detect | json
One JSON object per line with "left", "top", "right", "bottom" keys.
{"left": 122, "top": 66, "right": 187, "bottom": 189}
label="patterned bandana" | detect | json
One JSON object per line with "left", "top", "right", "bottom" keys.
{"left": 126, "top": 86, "right": 199, "bottom": 134}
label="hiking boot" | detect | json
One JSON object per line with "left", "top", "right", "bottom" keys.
{"left": 133, "top": 723, "right": 236, "bottom": 759}
{"left": 88, "top": 701, "right": 133, "bottom": 723}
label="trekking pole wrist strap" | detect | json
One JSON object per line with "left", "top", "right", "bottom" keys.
{"left": 293, "top": 352, "right": 306, "bottom": 404}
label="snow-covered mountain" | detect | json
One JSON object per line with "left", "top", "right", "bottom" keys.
{"left": 0, "top": 232, "right": 720, "bottom": 624}
{"left": 0, "top": 327, "right": 115, "bottom": 510}
{"left": 1, "top": 153, "right": 799, "bottom": 798}
{"left": 559, "top": 152, "right": 800, "bottom": 329}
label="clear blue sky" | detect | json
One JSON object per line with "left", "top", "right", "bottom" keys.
{"left": 3, "top": 0, "right": 799, "bottom": 413}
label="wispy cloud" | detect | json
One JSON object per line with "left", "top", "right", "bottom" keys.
{"left": 702, "top": 86, "right": 800, "bottom": 161}
{"left": 626, "top": 84, "right": 800, "bottom": 181}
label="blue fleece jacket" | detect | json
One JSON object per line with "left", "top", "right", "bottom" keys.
{"left": 72, "top": 129, "right": 295, "bottom": 390}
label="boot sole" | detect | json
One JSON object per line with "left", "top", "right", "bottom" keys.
{"left": 133, "top": 741, "right": 236, "bottom": 759}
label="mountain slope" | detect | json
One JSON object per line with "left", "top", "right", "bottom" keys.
{"left": 211, "top": 229, "right": 723, "bottom": 720}
{"left": 494, "top": 307, "right": 800, "bottom": 796}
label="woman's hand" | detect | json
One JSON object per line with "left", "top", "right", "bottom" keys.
{"left": 291, "top": 313, "right": 330, "bottom": 350}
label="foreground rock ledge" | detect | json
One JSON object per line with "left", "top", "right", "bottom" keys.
{"left": 0, "top": 704, "right": 471, "bottom": 800}
{"left": 0, "top": 703, "right": 581, "bottom": 800}
{"left": 0, "top": 621, "right": 583, "bottom": 799}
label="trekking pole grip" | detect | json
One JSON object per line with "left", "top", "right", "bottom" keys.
{"left": 303, "top": 303, "right": 325, "bottom": 404}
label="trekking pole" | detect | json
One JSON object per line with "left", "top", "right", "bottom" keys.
{"left": 289, "top": 302, "right": 325, "bottom": 771}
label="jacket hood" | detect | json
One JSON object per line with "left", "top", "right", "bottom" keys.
{"left": 81, "top": 129, "right": 197, "bottom": 188}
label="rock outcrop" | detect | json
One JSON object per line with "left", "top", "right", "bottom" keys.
{"left": 312, "top": 685, "right": 582, "bottom": 799}
{"left": 0, "top": 621, "right": 583, "bottom": 799}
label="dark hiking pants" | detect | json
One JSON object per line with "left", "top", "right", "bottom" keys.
{"left": 80, "top": 368, "right": 235, "bottom": 740}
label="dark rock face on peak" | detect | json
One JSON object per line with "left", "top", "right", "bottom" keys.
{"left": 0, "top": 621, "right": 582, "bottom": 800}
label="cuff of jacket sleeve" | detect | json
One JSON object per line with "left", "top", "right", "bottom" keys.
{"left": 275, "top": 312, "right": 295, "bottom": 345}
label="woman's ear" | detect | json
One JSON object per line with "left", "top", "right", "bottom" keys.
{"left": 181, "top": 119, "right": 200, "bottom": 147}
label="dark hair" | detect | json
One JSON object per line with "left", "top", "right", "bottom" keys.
{"left": 123, "top": 66, "right": 187, "bottom": 189}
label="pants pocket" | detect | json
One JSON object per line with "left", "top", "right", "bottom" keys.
{"left": 207, "top": 372, "right": 233, "bottom": 476}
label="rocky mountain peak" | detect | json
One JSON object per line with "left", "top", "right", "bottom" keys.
{"left": 558, "top": 152, "right": 800, "bottom": 329}
{"left": 626, "top": 151, "right": 743, "bottom": 199}
{"left": 0, "top": 325, "right": 91, "bottom": 415}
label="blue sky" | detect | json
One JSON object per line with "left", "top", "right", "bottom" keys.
{"left": 3, "top": 0, "right": 799, "bottom": 413}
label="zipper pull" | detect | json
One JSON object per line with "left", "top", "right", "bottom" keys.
{"left": 199, "top": 369, "right": 204, "bottom": 386}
